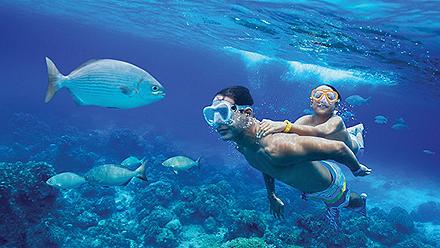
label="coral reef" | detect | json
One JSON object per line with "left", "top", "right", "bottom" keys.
{"left": 389, "top": 207, "right": 415, "bottom": 234}
{"left": 0, "top": 113, "right": 439, "bottom": 247}
{"left": 221, "top": 237, "right": 271, "bottom": 248}
{"left": 226, "top": 210, "right": 267, "bottom": 240}
{"left": 107, "top": 128, "right": 144, "bottom": 159}
{"left": 0, "top": 161, "right": 58, "bottom": 247}
{"left": 412, "top": 201, "right": 440, "bottom": 224}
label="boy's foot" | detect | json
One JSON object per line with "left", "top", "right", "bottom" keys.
{"left": 347, "top": 123, "right": 365, "bottom": 149}
{"left": 356, "top": 130, "right": 364, "bottom": 149}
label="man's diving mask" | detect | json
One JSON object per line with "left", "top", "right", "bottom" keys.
{"left": 203, "top": 101, "right": 251, "bottom": 127}
{"left": 310, "top": 89, "right": 339, "bottom": 103}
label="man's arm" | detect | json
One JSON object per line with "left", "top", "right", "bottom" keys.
{"left": 263, "top": 173, "right": 276, "bottom": 197}
{"left": 263, "top": 173, "right": 284, "bottom": 219}
{"left": 263, "top": 134, "right": 370, "bottom": 175}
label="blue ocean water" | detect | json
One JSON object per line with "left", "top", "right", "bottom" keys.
{"left": 1, "top": 1, "right": 439, "bottom": 247}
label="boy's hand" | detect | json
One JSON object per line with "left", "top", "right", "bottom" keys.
{"left": 257, "top": 119, "right": 286, "bottom": 138}
{"left": 353, "top": 164, "right": 372, "bottom": 177}
{"left": 268, "top": 194, "right": 285, "bottom": 219}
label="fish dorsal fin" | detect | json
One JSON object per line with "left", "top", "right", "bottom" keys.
{"left": 78, "top": 59, "right": 98, "bottom": 69}
{"left": 196, "top": 157, "right": 202, "bottom": 168}
{"left": 70, "top": 59, "right": 99, "bottom": 75}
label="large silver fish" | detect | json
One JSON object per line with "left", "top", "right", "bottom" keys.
{"left": 46, "top": 172, "right": 86, "bottom": 189}
{"left": 162, "top": 156, "right": 201, "bottom": 174}
{"left": 45, "top": 57, "right": 165, "bottom": 109}
{"left": 84, "top": 162, "right": 147, "bottom": 186}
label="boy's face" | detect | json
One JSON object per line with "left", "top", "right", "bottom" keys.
{"left": 310, "top": 85, "right": 339, "bottom": 116}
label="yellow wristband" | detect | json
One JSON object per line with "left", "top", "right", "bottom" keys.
{"left": 283, "top": 120, "right": 293, "bottom": 133}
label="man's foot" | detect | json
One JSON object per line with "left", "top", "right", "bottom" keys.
{"left": 360, "top": 193, "right": 367, "bottom": 217}
{"left": 326, "top": 207, "right": 341, "bottom": 230}
{"left": 352, "top": 193, "right": 368, "bottom": 217}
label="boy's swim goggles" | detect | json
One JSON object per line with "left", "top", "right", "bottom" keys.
{"left": 203, "top": 101, "right": 251, "bottom": 127}
{"left": 310, "top": 89, "right": 339, "bottom": 103}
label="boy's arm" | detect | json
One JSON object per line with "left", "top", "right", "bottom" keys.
{"left": 291, "top": 116, "right": 344, "bottom": 137}
{"left": 258, "top": 116, "right": 344, "bottom": 137}
{"left": 293, "top": 115, "right": 310, "bottom": 125}
{"left": 263, "top": 134, "right": 371, "bottom": 176}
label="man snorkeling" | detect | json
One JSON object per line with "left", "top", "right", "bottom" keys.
{"left": 257, "top": 84, "right": 364, "bottom": 155}
{"left": 202, "top": 86, "right": 371, "bottom": 230}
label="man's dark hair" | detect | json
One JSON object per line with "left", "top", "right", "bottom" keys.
{"left": 215, "top": 86, "right": 254, "bottom": 106}
{"left": 323, "top": 84, "right": 341, "bottom": 100}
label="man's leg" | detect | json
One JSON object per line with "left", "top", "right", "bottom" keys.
{"left": 326, "top": 207, "right": 341, "bottom": 230}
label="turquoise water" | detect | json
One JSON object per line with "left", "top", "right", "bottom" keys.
{"left": 1, "top": 1, "right": 439, "bottom": 247}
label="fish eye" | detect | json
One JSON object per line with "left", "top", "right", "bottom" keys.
{"left": 152, "top": 85, "right": 159, "bottom": 92}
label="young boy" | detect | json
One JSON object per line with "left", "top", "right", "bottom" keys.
{"left": 257, "top": 84, "right": 364, "bottom": 154}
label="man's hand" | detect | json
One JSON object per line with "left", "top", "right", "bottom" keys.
{"left": 268, "top": 194, "right": 285, "bottom": 219}
{"left": 257, "top": 119, "right": 286, "bottom": 138}
{"left": 352, "top": 164, "right": 372, "bottom": 177}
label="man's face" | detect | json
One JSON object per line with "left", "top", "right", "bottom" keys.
{"left": 310, "top": 85, "right": 339, "bottom": 116}
{"left": 209, "top": 95, "right": 250, "bottom": 141}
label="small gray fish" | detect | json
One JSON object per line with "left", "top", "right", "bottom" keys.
{"left": 392, "top": 117, "right": 408, "bottom": 130}
{"left": 45, "top": 57, "right": 165, "bottom": 108}
{"left": 162, "top": 156, "right": 201, "bottom": 174}
{"left": 46, "top": 172, "right": 86, "bottom": 189}
{"left": 84, "top": 162, "right": 147, "bottom": 186}
{"left": 345, "top": 95, "right": 371, "bottom": 107}
{"left": 121, "top": 156, "right": 145, "bottom": 168}
{"left": 391, "top": 123, "right": 409, "bottom": 130}
{"left": 423, "top": 149, "right": 435, "bottom": 155}
{"left": 374, "top": 115, "right": 388, "bottom": 124}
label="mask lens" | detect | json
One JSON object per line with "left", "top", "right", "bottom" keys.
{"left": 216, "top": 105, "right": 230, "bottom": 120}
{"left": 313, "top": 90, "right": 323, "bottom": 99}
{"left": 203, "top": 103, "right": 232, "bottom": 126}
{"left": 327, "top": 91, "right": 337, "bottom": 101}
{"left": 203, "top": 107, "right": 216, "bottom": 125}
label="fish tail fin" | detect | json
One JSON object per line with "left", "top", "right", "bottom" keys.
{"left": 45, "top": 57, "right": 65, "bottom": 103}
{"left": 196, "top": 156, "right": 202, "bottom": 169}
{"left": 135, "top": 161, "right": 147, "bottom": 181}
{"left": 140, "top": 157, "right": 147, "bottom": 164}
